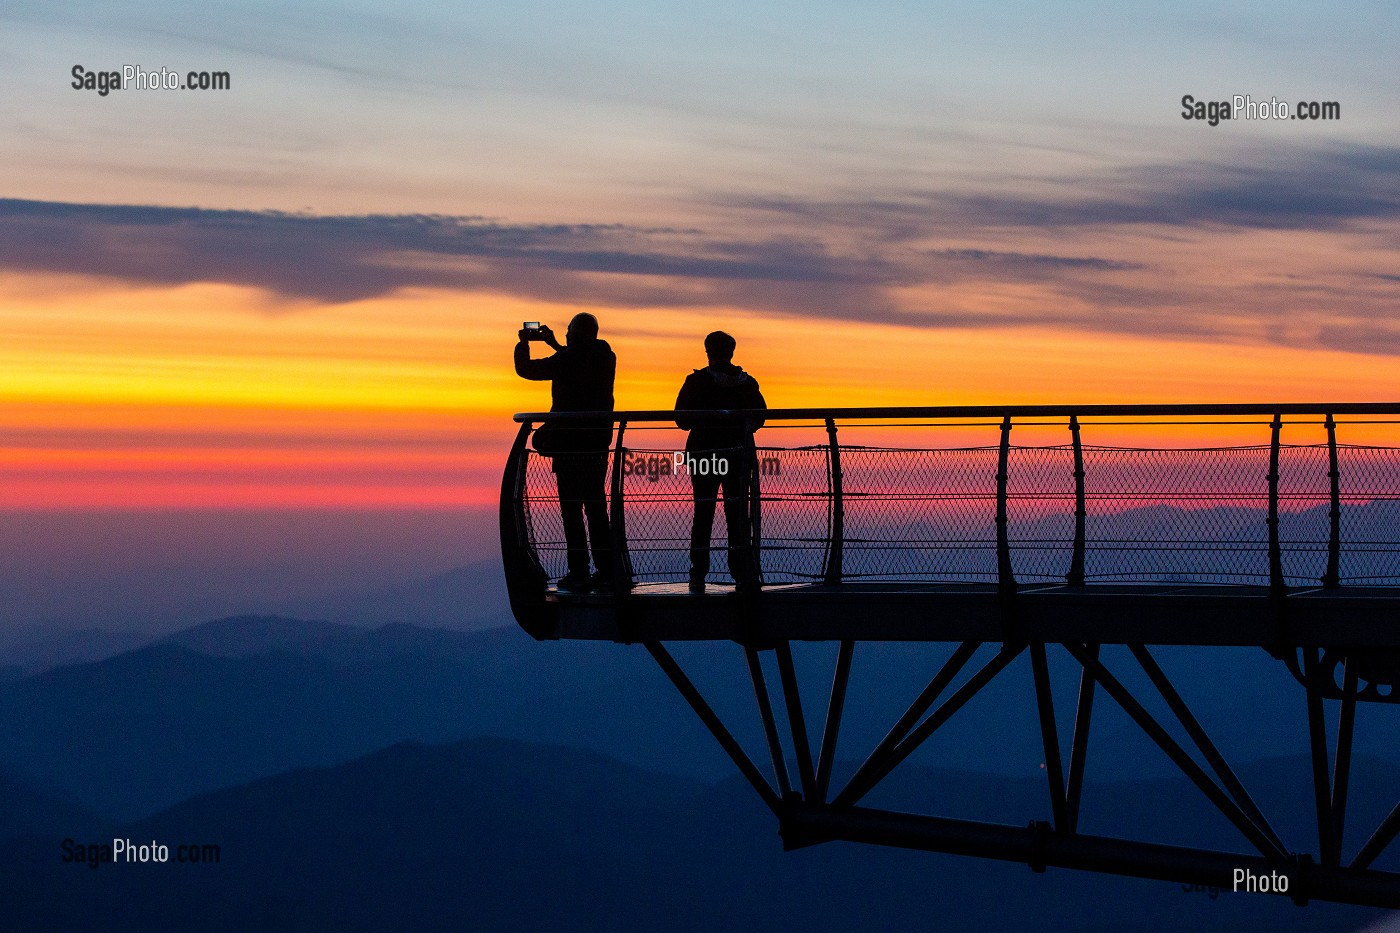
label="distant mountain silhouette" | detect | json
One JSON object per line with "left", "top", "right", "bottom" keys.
{"left": 0, "top": 620, "right": 723, "bottom": 819}
{"left": 278, "top": 560, "right": 512, "bottom": 630}
{"left": 0, "top": 738, "right": 1389, "bottom": 932}
{"left": 2, "top": 616, "right": 1394, "bottom": 823}
{"left": 0, "top": 765, "right": 112, "bottom": 842}
{"left": 0, "top": 628, "right": 153, "bottom": 679}
{"left": 156, "top": 615, "right": 364, "bottom": 658}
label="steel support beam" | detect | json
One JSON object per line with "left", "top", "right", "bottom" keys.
{"left": 775, "top": 641, "right": 818, "bottom": 800}
{"left": 836, "top": 645, "right": 1021, "bottom": 807}
{"left": 745, "top": 646, "right": 792, "bottom": 799}
{"left": 1064, "top": 644, "right": 1098, "bottom": 835}
{"left": 783, "top": 804, "right": 1400, "bottom": 909}
{"left": 1331, "top": 657, "right": 1358, "bottom": 866}
{"left": 1063, "top": 643, "right": 1288, "bottom": 862}
{"left": 645, "top": 641, "right": 780, "bottom": 812}
{"left": 1130, "top": 645, "right": 1286, "bottom": 855}
{"left": 815, "top": 640, "right": 854, "bottom": 802}
{"left": 1303, "top": 647, "right": 1336, "bottom": 866}
{"left": 1353, "top": 802, "right": 1400, "bottom": 872}
{"left": 1030, "top": 641, "right": 1069, "bottom": 833}
{"left": 838, "top": 641, "right": 980, "bottom": 806}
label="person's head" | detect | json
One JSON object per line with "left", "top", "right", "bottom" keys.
{"left": 566, "top": 312, "right": 599, "bottom": 345}
{"left": 704, "top": 330, "right": 736, "bottom": 364}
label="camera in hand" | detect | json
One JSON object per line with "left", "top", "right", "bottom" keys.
{"left": 523, "top": 321, "right": 546, "bottom": 341}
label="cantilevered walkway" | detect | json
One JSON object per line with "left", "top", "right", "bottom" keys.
{"left": 501, "top": 404, "right": 1400, "bottom": 907}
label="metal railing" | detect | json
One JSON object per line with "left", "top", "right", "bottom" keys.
{"left": 501, "top": 404, "right": 1400, "bottom": 601}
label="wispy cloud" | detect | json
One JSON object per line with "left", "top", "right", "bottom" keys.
{"left": 927, "top": 249, "right": 1144, "bottom": 273}
{"left": 0, "top": 199, "right": 1135, "bottom": 309}
{"left": 730, "top": 143, "right": 1400, "bottom": 233}
{"left": 3, "top": 141, "right": 1398, "bottom": 352}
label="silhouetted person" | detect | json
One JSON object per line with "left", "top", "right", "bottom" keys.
{"left": 675, "top": 331, "right": 766, "bottom": 592}
{"left": 515, "top": 313, "right": 616, "bottom": 591}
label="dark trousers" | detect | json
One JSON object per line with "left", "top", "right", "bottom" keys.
{"left": 554, "top": 453, "right": 611, "bottom": 577}
{"left": 689, "top": 452, "right": 757, "bottom": 584}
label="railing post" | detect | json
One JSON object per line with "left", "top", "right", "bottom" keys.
{"left": 1068, "top": 415, "right": 1086, "bottom": 587}
{"left": 744, "top": 415, "right": 764, "bottom": 586}
{"left": 823, "top": 417, "right": 845, "bottom": 585}
{"left": 1323, "top": 413, "right": 1342, "bottom": 589}
{"left": 500, "top": 421, "right": 534, "bottom": 559}
{"left": 1268, "top": 413, "right": 1286, "bottom": 593}
{"left": 499, "top": 421, "right": 550, "bottom": 636}
{"left": 609, "top": 420, "right": 634, "bottom": 613}
{"left": 996, "top": 415, "right": 1016, "bottom": 592}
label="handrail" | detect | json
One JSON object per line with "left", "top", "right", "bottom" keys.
{"left": 514, "top": 403, "right": 1400, "bottom": 424}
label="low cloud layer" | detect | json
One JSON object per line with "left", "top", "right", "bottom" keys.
{"left": 3, "top": 142, "right": 1398, "bottom": 351}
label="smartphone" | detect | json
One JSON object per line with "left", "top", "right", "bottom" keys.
{"left": 522, "top": 321, "right": 544, "bottom": 340}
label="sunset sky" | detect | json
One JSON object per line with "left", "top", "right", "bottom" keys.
{"left": 2, "top": 2, "right": 1398, "bottom": 623}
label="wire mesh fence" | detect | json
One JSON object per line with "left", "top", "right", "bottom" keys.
{"left": 514, "top": 419, "right": 1400, "bottom": 588}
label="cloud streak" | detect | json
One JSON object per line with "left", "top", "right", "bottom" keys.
{"left": 731, "top": 143, "right": 1400, "bottom": 233}
{"left": 2, "top": 141, "right": 1398, "bottom": 352}
{"left": 0, "top": 199, "right": 896, "bottom": 304}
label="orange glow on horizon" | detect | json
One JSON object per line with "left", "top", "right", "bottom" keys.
{"left": 4, "top": 273, "right": 1399, "bottom": 509}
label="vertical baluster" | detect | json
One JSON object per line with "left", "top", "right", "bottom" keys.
{"left": 1323, "top": 413, "right": 1341, "bottom": 589}
{"left": 609, "top": 421, "right": 634, "bottom": 611}
{"left": 499, "top": 421, "right": 551, "bottom": 635}
{"left": 1068, "top": 415, "right": 1086, "bottom": 587}
{"left": 1268, "top": 413, "right": 1285, "bottom": 592}
{"left": 743, "top": 415, "right": 764, "bottom": 586}
{"left": 824, "top": 417, "right": 845, "bottom": 585}
{"left": 997, "top": 416, "right": 1016, "bottom": 592}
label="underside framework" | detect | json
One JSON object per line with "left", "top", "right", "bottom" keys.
{"left": 500, "top": 404, "right": 1400, "bottom": 908}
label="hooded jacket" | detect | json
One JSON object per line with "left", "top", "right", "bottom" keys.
{"left": 674, "top": 364, "right": 766, "bottom": 452}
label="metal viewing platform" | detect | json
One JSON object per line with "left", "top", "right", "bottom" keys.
{"left": 500, "top": 404, "right": 1400, "bottom": 907}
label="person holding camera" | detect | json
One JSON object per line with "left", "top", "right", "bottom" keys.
{"left": 515, "top": 314, "right": 617, "bottom": 592}
{"left": 675, "top": 331, "right": 766, "bottom": 593}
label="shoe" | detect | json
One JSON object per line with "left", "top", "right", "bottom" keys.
{"left": 556, "top": 572, "right": 593, "bottom": 593}
{"left": 688, "top": 579, "right": 706, "bottom": 594}
{"left": 590, "top": 565, "right": 635, "bottom": 588}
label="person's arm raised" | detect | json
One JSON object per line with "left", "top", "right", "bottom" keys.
{"left": 514, "top": 336, "right": 560, "bottom": 380}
